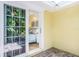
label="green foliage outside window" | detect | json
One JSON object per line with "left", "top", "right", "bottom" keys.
{"left": 4, "top": 4, "right": 26, "bottom": 57}
{"left": 6, "top": 5, "right": 25, "bottom": 37}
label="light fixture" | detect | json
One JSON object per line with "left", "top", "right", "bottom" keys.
{"left": 52, "top": 1, "right": 59, "bottom": 6}
{"left": 43, "top": 1, "right": 75, "bottom": 7}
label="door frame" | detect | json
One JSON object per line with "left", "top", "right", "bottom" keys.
{"left": 26, "top": 9, "right": 44, "bottom": 56}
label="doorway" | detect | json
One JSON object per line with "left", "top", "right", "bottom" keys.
{"left": 28, "top": 10, "right": 41, "bottom": 51}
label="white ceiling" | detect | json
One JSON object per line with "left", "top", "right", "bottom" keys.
{"left": 24, "top": 1, "right": 76, "bottom": 11}
{"left": 6, "top": 1, "right": 76, "bottom": 11}
{"left": 42, "top": 1, "right": 75, "bottom": 8}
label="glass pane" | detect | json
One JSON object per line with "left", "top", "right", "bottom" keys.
{"left": 6, "top": 27, "right": 13, "bottom": 37}
{"left": 6, "top": 51, "right": 13, "bottom": 57}
{"left": 13, "top": 37, "right": 19, "bottom": 44}
{"left": 20, "top": 18, "right": 25, "bottom": 26}
{"left": 19, "top": 27, "right": 25, "bottom": 37}
{"left": 6, "top": 5, "right": 12, "bottom": 15}
{"left": 13, "top": 27, "right": 19, "bottom": 36}
{"left": 7, "top": 16, "right": 15, "bottom": 26}
{"left": 13, "top": 49, "right": 19, "bottom": 56}
{"left": 13, "top": 7, "right": 19, "bottom": 16}
{"left": 5, "top": 37, "right": 13, "bottom": 44}
{"left": 19, "top": 36, "right": 25, "bottom": 44}
{"left": 13, "top": 17, "right": 19, "bottom": 26}
{"left": 20, "top": 9, "right": 25, "bottom": 17}
{"left": 20, "top": 46, "right": 25, "bottom": 53}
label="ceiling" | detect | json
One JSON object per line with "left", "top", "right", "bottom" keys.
{"left": 42, "top": 1, "right": 75, "bottom": 8}
{"left": 7, "top": 1, "right": 76, "bottom": 11}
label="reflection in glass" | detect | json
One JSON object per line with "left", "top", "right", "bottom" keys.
{"left": 29, "top": 10, "right": 39, "bottom": 51}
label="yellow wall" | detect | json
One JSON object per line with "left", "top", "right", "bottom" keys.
{"left": 52, "top": 4, "right": 79, "bottom": 56}
{"left": 44, "top": 3, "right": 79, "bottom": 56}
{"left": 44, "top": 11, "right": 54, "bottom": 50}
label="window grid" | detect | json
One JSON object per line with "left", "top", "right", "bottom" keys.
{"left": 4, "top": 4, "right": 26, "bottom": 57}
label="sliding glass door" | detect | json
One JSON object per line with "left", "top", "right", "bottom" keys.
{"left": 4, "top": 4, "right": 26, "bottom": 57}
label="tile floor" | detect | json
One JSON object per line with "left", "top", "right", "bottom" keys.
{"left": 29, "top": 43, "right": 39, "bottom": 50}
{"left": 32, "top": 47, "right": 78, "bottom": 57}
